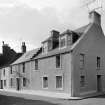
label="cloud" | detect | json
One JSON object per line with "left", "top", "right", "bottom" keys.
{"left": 0, "top": 5, "right": 75, "bottom": 52}
{"left": 0, "top": 0, "right": 104, "bottom": 52}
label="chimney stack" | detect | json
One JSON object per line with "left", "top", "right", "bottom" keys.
{"left": 89, "top": 11, "right": 101, "bottom": 25}
{"left": 51, "top": 30, "right": 59, "bottom": 39}
{"left": 21, "top": 42, "right": 26, "bottom": 53}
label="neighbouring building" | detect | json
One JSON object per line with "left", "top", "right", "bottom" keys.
{"left": 1, "top": 11, "right": 105, "bottom": 98}
{"left": 10, "top": 48, "right": 41, "bottom": 90}
{"left": 0, "top": 42, "right": 23, "bottom": 89}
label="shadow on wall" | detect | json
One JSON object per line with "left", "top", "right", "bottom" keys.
{"left": 0, "top": 95, "right": 59, "bottom": 105}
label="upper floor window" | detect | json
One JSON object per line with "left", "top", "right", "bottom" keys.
{"left": 35, "top": 59, "right": 38, "bottom": 70}
{"left": 10, "top": 66, "right": 12, "bottom": 74}
{"left": 3, "top": 69, "right": 5, "bottom": 76}
{"left": 80, "top": 76, "right": 85, "bottom": 87}
{"left": 23, "top": 63, "right": 25, "bottom": 73}
{"left": 80, "top": 54, "right": 85, "bottom": 69}
{"left": 97, "top": 56, "right": 101, "bottom": 69}
{"left": 56, "top": 54, "right": 61, "bottom": 68}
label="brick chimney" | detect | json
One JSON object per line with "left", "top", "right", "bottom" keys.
{"left": 89, "top": 11, "right": 101, "bottom": 25}
{"left": 21, "top": 42, "right": 26, "bottom": 53}
{"left": 51, "top": 30, "right": 59, "bottom": 39}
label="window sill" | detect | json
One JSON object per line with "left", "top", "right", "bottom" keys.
{"left": 96, "top": 68, "right": 101, "bottom": 70}
{"left": 56, "top": 87, "right": 63, "bottom": 90}
{"left": 56, "top": 67, "right": 61, "bottom": 69}
{"left": 59, "top": 46, "right": 66, "bottom": 49}
{"left": 43, "top": 87, "right": 48, "bottom": 89}
{"left": 33, "top": 69, "right": 39, "bottom": 71}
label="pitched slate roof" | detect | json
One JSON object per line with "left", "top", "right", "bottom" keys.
{"left": 12, "top": 48, "right": 40, "bottom": 65}
{"left": 34, "top": 23, "right": 92, "bottom": 59}
{"left": 74, "top": 23, "right": 91, "bottom": 35}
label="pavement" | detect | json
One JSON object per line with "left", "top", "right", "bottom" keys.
{"left": 0, "top": 91, "right": 105, "bottom": 105}
{"left": 0, "top": 89, "right": 81, "bottom": 100}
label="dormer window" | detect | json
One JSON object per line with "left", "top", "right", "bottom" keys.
{"left": 60, "top": 36, "right": 66, "bottom": 48}
{"left": 42, "top": 42, "right": 48, "bottom": 54}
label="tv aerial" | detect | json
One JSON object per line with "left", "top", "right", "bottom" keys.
{"left": 82, "top": 0, "right": 103, "bottom": 15}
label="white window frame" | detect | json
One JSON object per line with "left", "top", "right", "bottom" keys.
{"left": 42, "top": 76, "right": 48, "bottom": 89}
{"left": 97, "top": 56, "right": 101, "bottom": 69}
{"left": 42, "top": 42, "right": 48, "bottom": 54}
{"left": 80, "top": 53, "right": 85, "bottom": 69}
{"left": 23, "top": 77, "right": 26, "bottom": 87}
{"left": 56, "top": 54, "right": 61, "bottom": 69}
{"left": 80, "top": 75, "right": 85, "bottom": 87}
{"left": 59, "top": 36, "right": 67, "bottom": 49}
{"left": 56, "top": 75, "right": 63, "bottom": 90}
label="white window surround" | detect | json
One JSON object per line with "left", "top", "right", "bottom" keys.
{"left": 56, "top": 75, "right": 63, "bottom": 90}
{"left": 56, "top": 54, "right": 62, "bottom": 69}
{"left": 80, "top": 53, "right": 85, "bottom": 69}
{"left": 80, "top": 75, "right": 85, "bottom": 87}
{"left": 42, "top": 76, "right": 48, "bottom": 89}
{"left": 59, "top": 35, "right": 67, "bottom": 49}
{"left": 42, "top": 42, "right": 48, "bottom": 54}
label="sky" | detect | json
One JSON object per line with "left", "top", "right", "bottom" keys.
{"left": 0, "top": 0, "right": 104, "bottom": 53}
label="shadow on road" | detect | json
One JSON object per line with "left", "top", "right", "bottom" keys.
{"left": 93, "top": 94, "right": 105, "bottom": 98}
{"left": 0, "top": 95, "right": 59, "bottom": 105}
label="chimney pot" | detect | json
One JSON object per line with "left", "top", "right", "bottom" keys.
{"left": 21, "top": 42, "right": 26, "bottom": 53}
{"left": 89, "top": 11, "right": 101, "bottom": 25}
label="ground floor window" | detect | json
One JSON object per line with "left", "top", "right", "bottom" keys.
{"left": 4, "top": 80, "right": 6, "bottom": 87}
{"left": 80, "top": 76, "right": 85, "bottom": 87}
{"left": 23, "top": 78, "right": 26, "bottom": 87}
{"left": 56, "top": 76, "right": 63, "bottom": 89}
{"left": 43, "top": 77, "right": 48, "bottom": 88}
{"left": 10, "top": 78, "right": 13, "bottom": 87}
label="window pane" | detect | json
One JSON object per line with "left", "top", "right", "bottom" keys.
{"left": 67, "top": 35, "right": 71, "bottom": 45}
{"left": 4, "top": 80, "right": 6, "bottom": 86}
{"left": 97, "top": 57, "right": 100, "bottom": 69}
{"left": 23, "top": 78, "right": 26, "bottom": 87}
{"left": 23, "top": 63, "right": 25, "bottom": 73}
{"left": 35, "top": 59, "right": 38, "bottom": 70}
{"left": 80, "top": 76, "right": 85, "bottom": 87}
{"left": 10, "top": 66, "right": 12, "bottom": 74}
{"left": 11, "top": 78, "right": 13, "bottom": 87}
{"left": 43, "top": 77, "right": 48, "bottom": 88}
{"left": 56, "top": 76, "right": 62, "bottom": 88}
{"left": 56, "top": 55, "right": 60, "bottom": 68}
{"left": 60, "top": 38, "right": 65, "bottom": 47}
{"left": 80, "top": 54, "right": 85, "bottom": 69}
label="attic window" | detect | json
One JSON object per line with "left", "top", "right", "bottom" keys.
{"left": 60, "top": 36, "right": 66, "bottom": 48}
{"left": 42, "top": 42, "right": 48, "bottom": 53}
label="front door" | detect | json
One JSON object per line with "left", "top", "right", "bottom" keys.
{"left": 0, "top": 80, "right": 3, "bottom": 89}
{"left": 16, "top": 78, "right": 20, "bottom": 91}
{"left": 97, "top": 75, "right": 102, "bottom": 92}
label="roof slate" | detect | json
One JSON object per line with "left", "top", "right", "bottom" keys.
{"left": 12, "top": 48, "right": 40, "bottom": 65}
{"left": 34, "top": 23, "right": 92, "bottom": 59}
{"left": 74, "top": 23, "right": 90, "bottom": 35}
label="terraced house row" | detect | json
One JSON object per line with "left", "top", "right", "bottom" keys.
{"left": 0, "top": 11, "right": 105, "bottom": 98}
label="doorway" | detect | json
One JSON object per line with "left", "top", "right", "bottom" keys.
{"left": 97, "top": 75, "right": 102, "bottom": 92}
{"left": 0, "top": 80, "right": 3, "bottom": 89}
{"left": 16, "top": 78, "right": 20, "bottom": 91}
